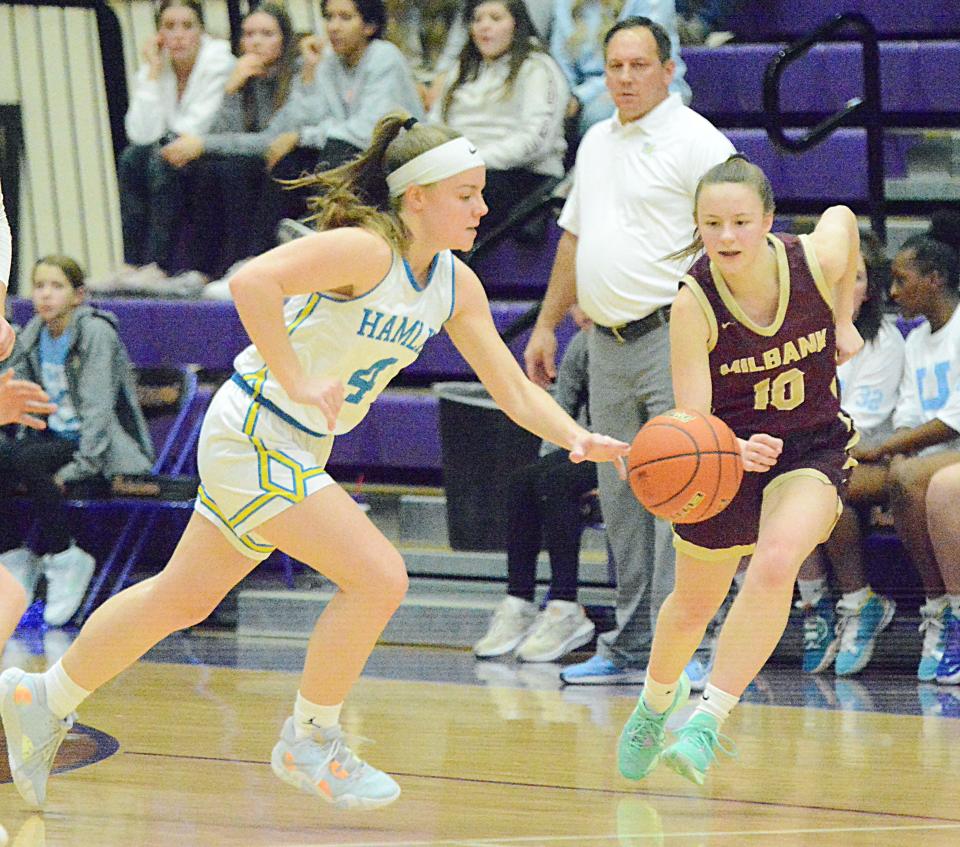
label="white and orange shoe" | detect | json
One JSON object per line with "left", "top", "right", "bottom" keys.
{"left": 270, "top": 717, "right": 400, "bottom": 810}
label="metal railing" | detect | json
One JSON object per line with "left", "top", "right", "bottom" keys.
{"left": 763, "top": 12, "right": 885, "bottom": 239}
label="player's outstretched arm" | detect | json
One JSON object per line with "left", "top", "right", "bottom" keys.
{"left": 0, "top": 369, "right": 56, "bottom": 429}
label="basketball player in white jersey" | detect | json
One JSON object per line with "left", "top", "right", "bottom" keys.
{"left": 0, "top": 112, "right": 629, "bottom": 811}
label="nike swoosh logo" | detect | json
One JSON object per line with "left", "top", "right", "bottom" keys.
{"left": 469, "top": 146, "right": 478, "bottom": 154}
{"left": 721, "top": 322, "right": 734, "bottom": 330}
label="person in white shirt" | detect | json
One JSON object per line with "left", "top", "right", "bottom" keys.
{"left": 118, "top": 0, "right": 235, "bottom": 273}
{"left": 794, "top": 230, "right": 902, "bottom": 678}
{"left": 524, "top": 16, "right": 733, "bottom": 686}
{"left": 837, "top": 226, "right": 960, "bottom": 683}
{"left": 429, "top": 0, "right": 568, "bottom": 239}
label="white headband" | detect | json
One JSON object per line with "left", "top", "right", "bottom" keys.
{"left": 386, "top": 137, "right": 485, "bottom": 198}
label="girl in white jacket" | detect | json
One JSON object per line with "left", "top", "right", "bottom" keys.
{"left": 118, "top": 0, "right": 235, "bottom": 273}
{"left": 430, "top": 0, "right": 568, "bottom": 240}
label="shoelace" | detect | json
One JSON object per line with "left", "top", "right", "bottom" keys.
{"left": 626, "top": 711, "right": 666, "bottom": 751}
{"left": 802, "top": 614, "right": 829, "bottom": 648}
{"left": 835, "top": 602, "right": 862, "bottom": 654}
{"left": 673, "top": 722, "right": 737, "bottom": 766}
{"left": 316, "top": 726, "right": 367, "bottom": 777}
{"left": 25, "top": 714, "right": 73, "bottom": 776}
{"left": 919, "top": 609, "right": 946, "bottom": 657}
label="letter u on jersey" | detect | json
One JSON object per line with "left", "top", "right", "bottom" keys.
{"left": 917, "top": 362, "right": 951, "bottom": 411}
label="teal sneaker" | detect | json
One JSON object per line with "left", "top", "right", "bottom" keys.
{"left": 0, "top": 668, "right": 74, "bottom": 808}
{"left": 662, "top": 712, "right": 736, "bottom": 785}
{"left": 834, "top": 592, "right": 896, "bottom": 677}
{"left": 918, "top": 601, "right": 954, "bottom": 682}
{"left": 271, "top": 717, "right": 400, "bottom": 810}
{"left": 798, "top": 596, "right": 838, "bottom": 674}
{"left": 617, "top": 673, "right": 691, "bottom": 780}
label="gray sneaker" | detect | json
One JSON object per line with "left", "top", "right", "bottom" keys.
{"left": 1, "top": 548, "right": 41, "bottom": 606}
{"left": 0, "top": 668, "right": 74, "bottom": 808}
{"left": 270, "top": 717, "right": 400, "bottom": 810}
{"left": 42, "top": 545, "right": 95, "bottom": 627}
{"left": 516, "top": 600, "right": 596, "bottom": 662}
{"left": 474, "top": 596, "right": 537, "bottom": 658}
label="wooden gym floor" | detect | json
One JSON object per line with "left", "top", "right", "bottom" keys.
{"left": 1, "top": 632, "right": 959, "bottom": 846}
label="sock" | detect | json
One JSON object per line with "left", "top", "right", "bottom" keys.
{"left": 797, "top": 577, "right": 827, "bottom": 607}
{"left": 695, "top": 682, "right": 739, "bottom": 727}
{"left": 840, "top": 586, "right": 871, "bottom": 608}
{"left": 42, "top": 661, "right": 91, "bottom": 721}
{"left": 294, "top": 691, "right": 343, "bottom": 739}
{"left": 926, "top": 594, "right": 948, "bottom": 611}
{"left": 947, "top": 594, "right": 960, "bottom": 618}
{"left": 641, "top": 671, "right": 682, "bottom": 714}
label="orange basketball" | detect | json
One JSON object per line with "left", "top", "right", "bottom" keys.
{"left": 628, "top": 409, "right": 743, "bottom": 524}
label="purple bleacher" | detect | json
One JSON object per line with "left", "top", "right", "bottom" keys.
{"left": 9, "top": 296, "right": 566, "bottom": 381}
{"left": 471, "top": 217, "right": 563, "bottom": 299}
{"left": 724, "top": 1, "right": 960, "bottom": 41}
{"left": 725, "top": 129, "right": 877, "bottom": 200}
{"left": 684, "top": 42, "right": 960, "bottom": 119}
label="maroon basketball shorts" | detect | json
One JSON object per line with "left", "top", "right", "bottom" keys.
{"left": 673, "top": 416, "right": 856, "bottom": 561}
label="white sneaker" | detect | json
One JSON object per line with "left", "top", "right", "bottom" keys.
{"left": 516, "top": 600, "right": 596, "bottom": 663}
{"left": 271, "top": 717, "right": 400, "bottom": 809}
{"left": 1, "top": 549, "right": 41, "bottom": 606}
{"left": 41, "top": 546, "right": 95, "bottom": 627}
{"left": 474, "top": 596, "right": 537, "bottom": 658}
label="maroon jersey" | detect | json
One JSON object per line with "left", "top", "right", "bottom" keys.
{"left": 681, "top": 233, "right": 839, "bottom": 440}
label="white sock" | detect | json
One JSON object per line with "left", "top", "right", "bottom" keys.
{"left": 641, "top": 671, "right": 683, "bottom": 714}
{"left": 294, "top": 691, "right": 343, "bottom": 739}
{"left": 840, "top": 586, "right": 871, "bottom": 608}
{"left": 797, "top": 577, "right": 827, "bottom": 607}
{"left": 947, "top": 594, "right": 960, "bottom": 618}
{"left": 695, "top": 683, "right": 739, "bottom": 727}
{"left": 926, "top": 594, "right": 949, "bottom": 611}
{"left": 42, "top": 661, "right": 91, "bottom": 721}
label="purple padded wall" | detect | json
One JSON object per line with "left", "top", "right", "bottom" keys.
{"left": 724, "top": 1, "right": 960, "bottom": 41}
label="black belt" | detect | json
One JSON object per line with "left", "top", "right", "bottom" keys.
{"left": 596, "top": 306, "right": 670, "bottom": 343}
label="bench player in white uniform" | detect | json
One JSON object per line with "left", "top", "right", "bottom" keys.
{"left": 0, "top": 113, "right": 629, "bottom": 811}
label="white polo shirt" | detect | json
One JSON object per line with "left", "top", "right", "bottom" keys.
{"left": 558, "top": 93, "right": 734, "bottom": 327}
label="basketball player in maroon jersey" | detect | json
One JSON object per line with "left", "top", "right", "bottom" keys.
{"left": 617, "top": 154, "right": 863, "bottom": 785}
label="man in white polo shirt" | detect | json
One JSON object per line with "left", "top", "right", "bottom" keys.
{"left": 525, "top": 16, "right": 733, "bottom": 685}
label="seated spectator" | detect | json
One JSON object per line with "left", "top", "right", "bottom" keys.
{"left": 429, "top": 0, "right": 568, "bottom": 239}
{"left": 385, "top": 0, "right": 468, "bottom": 108}
{"left": 158, "top": 3, "right": 300, "bottom": 279}
{"left": 0, "top": 257, "right": 154, "bottom": 628}
{"left": 237, "top": 0, "right": 424, "bottom": 262}
{"left": 474, "top": 316, "right": 598, "bottom": 662}
{"left": 550, "top": 0, "right": 689, "bottom": 138}
{"left": 794, "top": 230, "right": 902, "bottom": 677}
{"left": 834, "top": 215, "right": 960, "bottom": 683}
{"left": 119, "top": 0, "right": 235, "bottom": 275}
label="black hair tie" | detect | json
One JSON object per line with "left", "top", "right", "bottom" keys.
{"left": 402, "top": 116, "right": 419, "bottom": 131}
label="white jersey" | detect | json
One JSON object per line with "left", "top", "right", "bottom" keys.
{"left": 893, "top": 303, "right": 960, "bottom": 451}
{"left": 233, "top": 250, "right": 456, "bottom": 436}
{"left": 837, "top": 316, "right": 905, "bottom": 445}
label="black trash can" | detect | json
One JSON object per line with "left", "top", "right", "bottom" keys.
{"left": 433, "top": 382, "right": 541, "bottom": 550}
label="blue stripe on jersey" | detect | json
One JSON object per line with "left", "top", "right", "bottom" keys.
{"left": 231, "top": 374, "right": 329, "bottom": 439}
{"left": 287, "top": 294, "right": 321, "bottom": 336}
{"left": 402, "top": 254, "right": 440, "bottom": 292}
{"left": 447, "top": 253, "right": 456, "bottom": 322}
